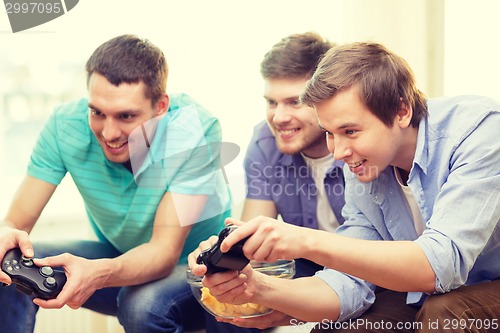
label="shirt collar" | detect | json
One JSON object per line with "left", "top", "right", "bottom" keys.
{"left": 412, "top": 117, "right": 429, "bottom": 175}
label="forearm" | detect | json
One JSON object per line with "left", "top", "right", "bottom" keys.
{"left": 253, "top": 275, "right": 341, "bottom": 322}
{"left": 94, "top": 190, "right": 200, "bottom": 288}
{"left": 302, "top": 230, "right": 436, "bottom": 293}
{"left": 93, "top": 242, "right": 179, "bottom": 289}
{"left": 92, "top": 191, "right": 198, "bottom": 289}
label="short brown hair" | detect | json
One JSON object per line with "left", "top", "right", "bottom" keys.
{"left": 86, "top": 34, "right": 168, "bottom": 106}
{"left": 260, "top": 32, "right": 335, "bottom": 80}
{"left": 301, "top": 42, "right": 427, "bottom": 127}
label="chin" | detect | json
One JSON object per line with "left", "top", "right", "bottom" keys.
{"left": 356, "top": 175, "right": 375, "bottom": 183}
{"left": 105, "top": 154, "right": 129, "bottom": 164}
{"left": 277, "top": 143, "right": 302, "bottom": 155}
{"left": 355, "top": 169, "right": 380, "bottom": 183}
{"left": 280, "top": 147, "right": 301, "bottom": 155}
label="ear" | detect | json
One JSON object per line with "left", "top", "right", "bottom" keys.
{"left": 396, "top": 99, "right": 412, "bottom": 129}
{"left": 155, "top": 94, "right": 170, "bottom": 116}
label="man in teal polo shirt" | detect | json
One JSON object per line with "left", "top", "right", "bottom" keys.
{"left": 0, "top": 34, "right": 230, "bottom": 333}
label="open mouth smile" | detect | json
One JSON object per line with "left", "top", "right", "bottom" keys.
{"left": 348, "top": 160, "right": 365, "bottom": 168}
{"left": 278, "top": 128, "right": 298, "bottom": 135}
{"left": 277, "top": 128, "right": 300, "bottom": 139}
{"left": 106, "top": 142, "right": 127, "bottom": 149}
{"left": 103, "top": 141, "right": 128, "bottom": 154}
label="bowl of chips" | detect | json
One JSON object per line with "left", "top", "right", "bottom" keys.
{"left": 187, "top": 259, "right": 295, "bottom": 318}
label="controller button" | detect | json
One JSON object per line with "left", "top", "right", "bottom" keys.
{"left": 14, "top": 265, "right": 21, "bottom": 270}
{"left": 11, "top": 260, "right": 18, "bottom": 265}
{"left": 40, "top": 266, "right": 54, "bottom": 277}
{"left": 4, "top": 260, "right": 11, "bottom": 265}
{"left": 44, "top": 277, "right": 57, "bottom": 289}
{"left": 21, "top": 257, "right": 34, "bottom": 267}
{"left": 6, "top": 266, "right": 13, "bottom": 272}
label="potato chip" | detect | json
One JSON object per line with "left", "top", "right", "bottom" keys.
{"left": 200, "top": 287, "right": 270, "bottom": 317}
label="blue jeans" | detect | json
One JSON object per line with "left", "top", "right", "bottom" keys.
{"left": 0, "top": 240, "right": 205, "bottom": 333}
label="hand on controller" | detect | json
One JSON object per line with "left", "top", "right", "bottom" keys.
{"left": 196, "top": 225, "right": 250, "bottom": 274}
{"left": 1, "top": 248, "right": 66, "bottom": 300}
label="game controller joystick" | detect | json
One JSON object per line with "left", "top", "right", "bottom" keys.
{"left": 197, "top": 225, "right": 250, "bottom": 274}
{"left": 1, "top": 248, "right": 66, "bottom": 300}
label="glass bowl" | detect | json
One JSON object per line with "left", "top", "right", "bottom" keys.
{"left": 187, "top": 259, "right": 295, "bottom": 318}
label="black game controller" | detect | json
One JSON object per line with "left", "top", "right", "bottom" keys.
{"left": 197, "top": 225, "right": 250, "bottom": 274}
{"left": 1, "top": 248, "right": 66, "bottom": 300}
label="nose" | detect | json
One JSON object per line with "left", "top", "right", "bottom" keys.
{"left": 101, "top": 118, "right": 121, "bottom": 141}
{"left": 272, "top": 104, "right": 292, "bottom": 124}
{"left": 332, "top": 136, "right": 352, "bottom": 160}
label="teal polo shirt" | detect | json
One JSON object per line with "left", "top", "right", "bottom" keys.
{"left": 28, "top": 93, "right": 230, "bottom": 263}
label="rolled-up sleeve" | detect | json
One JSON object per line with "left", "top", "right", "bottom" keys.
{"left": 316, "top": 268, "right": 376, "bottom": 322}
{"left": 414, "top": 112, "right": 500, "bottom": 293}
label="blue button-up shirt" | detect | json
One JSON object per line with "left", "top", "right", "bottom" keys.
{"left": 244, "top": 121, "right": 345, "bottom": 228}
{"left": 317, "top": 95, "right": 500, "bottom": 322}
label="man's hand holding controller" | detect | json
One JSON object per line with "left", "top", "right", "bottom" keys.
{"left": 0, "top": 225, "right": 35, "bottom": 286}
{"left": 196, "top": 223, "right": 250, "bottom": 274}
{"left": 1, "top": 248, "right": 67, "bottom": 300}
{"left": 189, "top": 220, "right": 300, "bottom": 329}
{"left": 1, "top": 225, "right": 66, "bottom": 301}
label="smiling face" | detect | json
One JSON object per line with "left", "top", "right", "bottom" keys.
{"left": 316, "top": 85, "right": 416, "bottom": 183}
{"left": 265, "top": 78, "right": 329, "bottom": 158}
{"left": 88, "top": 73, "right": 168, "bottom": 164}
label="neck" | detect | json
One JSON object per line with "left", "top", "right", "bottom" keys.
{"left": 395, "top": 166, "right": 410, "bottom": 185}
{"left": 122, "top": 160, "right": 133, "bottom": 173}
{"left": 393, "top": 126, "right": 419, "bottom": 172}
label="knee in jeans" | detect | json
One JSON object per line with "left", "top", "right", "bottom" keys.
{"left": 117, "top": 286, "right": 157, "bottom": 324}
{"left": 116, "top": 285, "right": 188, "bottom": 333}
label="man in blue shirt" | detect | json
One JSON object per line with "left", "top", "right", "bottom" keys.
{"left": 192, "top": 42, "right": 499, "bottom": 332}
{"left": 203, "top": 32, "right": 345, "bottom": 333}
{"left": 0, "top": 34, "right": 230, "bottom": 333}
{"left": 243, "top": 32, "right": 344, "bottom": 275}
{"left": 244, "top": 32, "right": 344, "bottom": 234}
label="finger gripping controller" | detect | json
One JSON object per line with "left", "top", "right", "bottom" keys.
{"left": 197, "top": 225, "right": 250, "bottom": 274}
{"left": 1, "top": 248, "right": 66, "bottom": 299}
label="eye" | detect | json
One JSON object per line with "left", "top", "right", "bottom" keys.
{"left": 345, "top": 129, "right": 357, "bottom": 135}
{"left": 289, "top": 99, "right": 301, "bottom": 107}
{"left": 266, "top": 99, "right": 277, "bottom": 108}
{"left": 90, "top": 108, "right": 103, "bottom": 117}
{"left": 119, "top": 113, "right": 133, "bottom": 120}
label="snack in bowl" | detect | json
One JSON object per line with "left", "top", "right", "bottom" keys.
{"left": 187, "top": 259, "right": 295, "bottom": 318}
{"left": 199, "top": 286, "right": 270, "bottom": 317}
